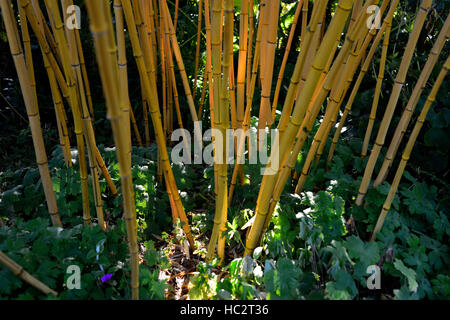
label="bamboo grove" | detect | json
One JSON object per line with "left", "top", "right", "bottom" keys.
{"left": 0, "top": 0, "right": 448, "bottom": 299}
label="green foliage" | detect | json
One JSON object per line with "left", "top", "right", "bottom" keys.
{"left": 0, "top": 0, "right": 448, "bottom": 302}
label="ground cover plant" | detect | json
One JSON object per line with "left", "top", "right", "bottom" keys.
{"left": 0, "top": 0, "right": 449, "bottom": 300}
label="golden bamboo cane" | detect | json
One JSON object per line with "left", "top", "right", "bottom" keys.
{"left": 284, "top": 1, "right": 377, "bottom": 198}
{"left": 216, "top": 0, "right": 234, "bottom": 262}
{"left": 122, "top": 0, "right": 195, "bottom": 248}
{"left": 84, "top": 0, "right": 139, "bottom": 300}
{"left": 46, "top": 0, "right": 106, "bottom": 230}
{"left": 271, "top": 0, "right": 303, "bottom": 121}
{"left": 258, "top": 0, "right": 280, "bottom": 130}
{"left": 161, "top": 1, "right": 202, "bottom": 146}
{"left": 114, "top": 0, "right": 142, "bottom": 149}
{"left": 236, "top": 0, "right": 249, "bottom": 131}
{"left": 301, "top": 0, "right": 308, "bottom": 43}
{"left": 228, "top": 0, "right": 268, "bottom": 205}
{"left": 0, "top": 251, "right": 58, "bottom": 297}
{"left": 206, "top": 0, "right": 229, "bottom": 262}
{"left": 371, "top": 55, "right": 450, "bottom": 241}
{"left": 286, "top": 1, "right": 373, "bottom": 198}
{"left": 327, "top": 0, "right": 400, "bottom": 165}
{"left": 361, "top": 4, "right": 394, "bottom": 158}
{"left": 25, "top": 0, "right": 91, "bottom": 224}
{"left": 204, "top": 0, "right": 219, "bottom": 195}
{"left": 173, "top": 0, "right": 179, "bottom": 30}
{"left": 18, "top": 3, "right": 72, "bottom": 167}
{"left": 277, "top": 0, "right": 329, "bottom": 139}
{"left": 245, "top": 0, "right": 355, "bottom": 256}
{"left": 265, "top": 0, "right": 374, "bottom": 241}
{"left": 246, "top": 0, "right": 254, "bottom": 98}
{"left": 315, "top": 6, "right": 389, "bottom": 165}
{"left": 294, "top": 12, "right": 325, "bottom": 102}
{"left": 356, "top": 0, "right": 433, "bottom": 206}
{"left": 350, "top": 0, "right": 363, "bottom": 31}
{"left": 193, "top": 0, "right": 204, "bottom": 101}
{"left": 374, "top": 14, "right": 450, "bottom": 187}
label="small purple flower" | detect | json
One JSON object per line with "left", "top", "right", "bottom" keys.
{"left": 100, "top": 273, "right": 113, "bottom": 283}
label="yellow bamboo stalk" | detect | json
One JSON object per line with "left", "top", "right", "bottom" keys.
{"left": 122, "top": 0, "right": 195, "bottom": 248}
{"left": 161, "top": 1, "right": 202, "bottom": 145}
{"left": 261, "top": 73, "right": 332, "bottom": 234}
{"left": 246, "top": 0, "right": 254, "bottom": 98}
{"left": 349, "top": 0, "right": 363, "bottom": 31}
{"left": 229, "top": 52, "right": 237, "bottom": 135}
{"left": 258, "top": 0, "right": 280, "bottom": 129}
{"left": 31, "top": 1, "right": 61, "bottom": 67}
{"left": 361, "top": 7, "right": 394, "bottom": 158}
{"left": 237, "top": 0, "right": 249, "bottom": 131}
{"left": 167, "top": 49, "right": 191, "bottom": 152}
{"left": 18, "top": 3, "right": 71, "bottom": 167}
{"left": 266, "top": 0, "right": 374, "bottom": 239}
{"left": 286, "top": 1, "right": 378, "bottom": 195}
{"left": 228, "top": 0, "right": 267, "bottom": 205}
{"left": 59, "top": 0, "right": 95, "bottom": 121}
{"left": 356, "top": 0, "right": 433, "bottom": 206}
{"left": 204, "top": 0, "right": 214, "bottom": 122}
{"left": 292, "top": 2, "right": 371, "bottom": 172}
{"left": 145, "top": 0, "right": 158, "bottom": 84}
{"left": 301, "top": 0, "right": 308, "bottom": 42}
{"left": 295, "top": 26, "right": 370, "bottom": 194}
{"left": 374, "top": 14, "right": 450, "bottom": 187}
{"left": 95, "top": 148, "right": 119, "bottom": 197}
{"left": 1, "top": 0, "right": 62, "bottom": 227}
{"left": 46, "top": 0, "right": 106, "bottom": 230}
{"left": 0, "top": 251, "right": 58, "bottom": 296}
{"left": 204, "top": 0, "right": 219, "bottom": 195}
{"left": 259, "top": 0, "right": 268, "bottom": 89}
{"left": 75, "top": 25, "right": 95, "bottom": 121}
{"left": 18, "top": 1, "right": 36, "bottom": 109}
{"left": 327, "top": 0, "right": 400, "bottom": 165}
{"left": 25, "top": 0, "right": 91, "bottom": 224}
{"left": 158, "top": 0, "right": 168, "bottom": 137}
{"left": 216, "top": 0, "right": 234, "bottom": 261}
{"left": 240, "top": 1, "right": 330, "bottom": 209}
{"left": 245, "top": 0, "right": 355, "bottom": 256}
{"left": 371, "top": 55, "right": 449, "bottom": 241}
{"left": 84, "top": 0, "right": 139, "bottom": 299}
{"left": 294, "top": 10, "right": 325, "bottom": 103}
{"left": 206, "top": 0, "right": 229, "bottom": 262}
{"left": 193, "top": 0, "right": 203, "bottom": 101}
{"left": 142, "top": 87, "right": 151, "bottom": 147}
{"left": 163, "top": 14, "right": 190, "bottom": 151}
{"left": 114, "top": 0, "right": 141, "bottom": 151}
{"left": 173, "top": 0, "right": 179, "bottom": 31}
{"left": 133, "top": 0, "right": 154, "bottom": 147}
{"left": 315, "top": 3, "right": 389, "bottom": 165}
{"left": 114, "top": 0, "right": 140, "bottom": 225}
{"left": 277, "top": 0, "right": 329, "bottom": 139}
{"left": 60, "top": 0, "right": 107, "bottom": 230}
{"left": 167, "top": 57, "right": 174, "bottom": 140}
{"left": 198, "top": 70, "right": 208, "bottom": 119}
{"left": 33, "top": 0, "right": 73, "bottom": 162}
